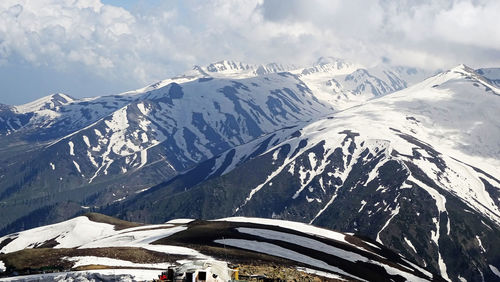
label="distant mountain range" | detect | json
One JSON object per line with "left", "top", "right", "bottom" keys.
{"left": 0, "top": 58, "right": 499, "bottom": 281}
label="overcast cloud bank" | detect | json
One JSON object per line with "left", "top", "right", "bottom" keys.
{"left": 0, "top": 0, "right": 499, "bottom": 104}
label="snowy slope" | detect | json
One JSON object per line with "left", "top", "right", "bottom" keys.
{"left": 15, "top": 93, "right": 75, "bottom": 114}
{"left": 0, "top": 216, "right": 116, "bottom": 253}
{"left": 0, "top": 214, "right": 440, "bottom": 281}
{"left": 0, "top": 104, "right": 32, "bottom": 135}
{"left": 115, "top": 65, "right": 500, "bottom": 281}
{"left": 41, "top": 72, "right": 331, "bottom": 185}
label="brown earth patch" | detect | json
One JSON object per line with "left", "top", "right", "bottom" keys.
{"left": 238, "top": 264, "right": 345, "bottom": 281}
{"left": 0, "top": 247, "right": 187, "bottom": 276}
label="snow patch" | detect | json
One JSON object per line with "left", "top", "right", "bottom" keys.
{"left": 0, "top": 269, "right": 163, "bottom": 282}
{"left": 0, "top": 217, "right": 116, "bottom": 254}
{"left": 490, "top": 265, "right": 500, "bottom": 278}
{"left": 476, "top": 235, "right": 486, "bottom": 253}
{"left": 68, "top": 141, "right": 75, "bottom": 156}
{"left": 73, "top": 160, "right": 82, "bottom": 174}
{"left": 296, "top": 267, "right": 346, "bottom": 280}
{"left": 358, "top": 200, "right": 367, "bottom": 212}
{"left": 404, "top": 237, "right": 417, "bottom": 254}
{"left": 376, "top": 205, "right": 400, "bottom": 244}
{"left": 166, "top": 219, "right": 195, "bottom": 224}
{"left": 82, "top": 135, "right": 91, "bottom": 147}
{"left": 66, "top": 256, "right": 171, "bottom": 269}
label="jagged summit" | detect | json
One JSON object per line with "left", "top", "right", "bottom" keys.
{"left": 205, "top": 60, "right": 252, "bottom": 73}
{"left": 15, "top": 93, "right": 74, "bottom": 113}
{"left": 300, "top": 57, "right": 359, "bottom": 76}
{"left": 450, "top": 63, "right": 475, "bottom": 74}
{"left": 190, "top": 60, "right": 297, "bottom": 78}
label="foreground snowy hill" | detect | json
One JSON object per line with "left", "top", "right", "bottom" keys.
{"left": 0, "top": 213, "right": 441, "bottom": 281}
{"left": 111, "top": 65, "right": 500, "bottom": 281}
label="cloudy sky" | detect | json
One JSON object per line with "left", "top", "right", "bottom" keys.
{"left": 0, "top": 0, "right": 499, "bottom": 105}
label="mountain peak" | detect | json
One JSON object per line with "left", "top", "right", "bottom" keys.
{"left": 15, "top": 92, "right": 74, "bottom": 113}
{"left": 205, "top": 60, "right": 252, "bottom": 73}
{"left": 450, "top": 63, "right": 475, "bottom": 74}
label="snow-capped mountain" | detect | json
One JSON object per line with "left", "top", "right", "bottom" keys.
{"left": 0, "top": 70, "right": 333, "bottom": 234}
{"left": 1, "top": 58, "right": 496, "bottom": 280}
{"left": 15, "top": 93, "right": 75, "bottom": 113}
{"left": 0, "top": 57, "right": 429, "bottom": 234}
{"left": 43, "top": 72, "right": 330, "bottom": 184}
{"left": 196, "top": 60, "right": 297, "bottom": 78}
{"left": 295, "top": 57, "right": 431, "bottom": 110}
{"left": 110, "top": 65, "right": 500, "bottom": 281}
{"left": 0, "top": 213, "right": 442, "bottom": 281}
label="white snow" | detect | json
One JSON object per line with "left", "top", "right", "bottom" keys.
{"left": 0, "top": 269, "right": 162, "bottom": 282}
{"left": 376, "top": 205, "right": 400, "bottom": 244}
{"left": 82, "top": 135, "right": 90, "bottom": 147}
{"left": 371, "top": 261, "right": 429, "bottom": 282}
{"left": 237, "top": 227, "right": 367, "bottom": 262}
{"left": 0, "top": 260, "right": 5, "bottom": 272}
{"left": 437, "top": 253, "right": 450, "bottom": 281}
{"left": 404, "top": 237, "right": 417, "bottom": 254}
{"left": 0, "top": 217, "right": 116, "bottom": 254}
{"left": 14, "top": 93, "right": 73, "bottom": 113}
{"left": 490, "top": 265, "right": 500, "bottom": 278}
{"left": 358, "top": 200, "right": 367, "bottom": 212}
{"left": 217, "top": 217, "right": 347, "bottom": 244}
{"left": 66, "top": 256, "right": 171, "bottom": 269}
{"left": 296, "top": 267, "right": 347, "bottom": 280}
{"left": 87, "top": 151, "right": 98, "bottom": 168}
{"left": 239, "top": 158, "right": 292, "bottom": 209}
{"left": 476, "top": 235, "right": 486, "bottom": 253}
{"left": 73, "top": 160, "right": 82, "bottom": 174}
{"left": 76, "top": 225, "right": 175, "bottom": 249}
{"left": 68, "top": 141, "right": 75, "bottom": 156}
{"left": 137, "top": 102, "right": 148, "bottom": 115}
{"left": 138, "top": 149, "right": 148, "bottom": 169}
{"left": 310, "top": 186, "right": 339, "bottom": 224}
{"left": 166, "top": 219, "right": 195, "bottom": 224}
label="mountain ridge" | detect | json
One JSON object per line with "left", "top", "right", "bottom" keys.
{"left": 105, "top": 64, "right": 500, "bottom": 281}
{"left": 0, "top": 60, "right": 498, "bottom": 281}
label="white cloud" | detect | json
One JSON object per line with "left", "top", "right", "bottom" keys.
{"left": 0, "top": 0, "right": 499, "bottom": 104}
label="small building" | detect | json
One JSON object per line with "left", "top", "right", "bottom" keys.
{"left": 160, "top": 260, "right": 234, "bottom": 282}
